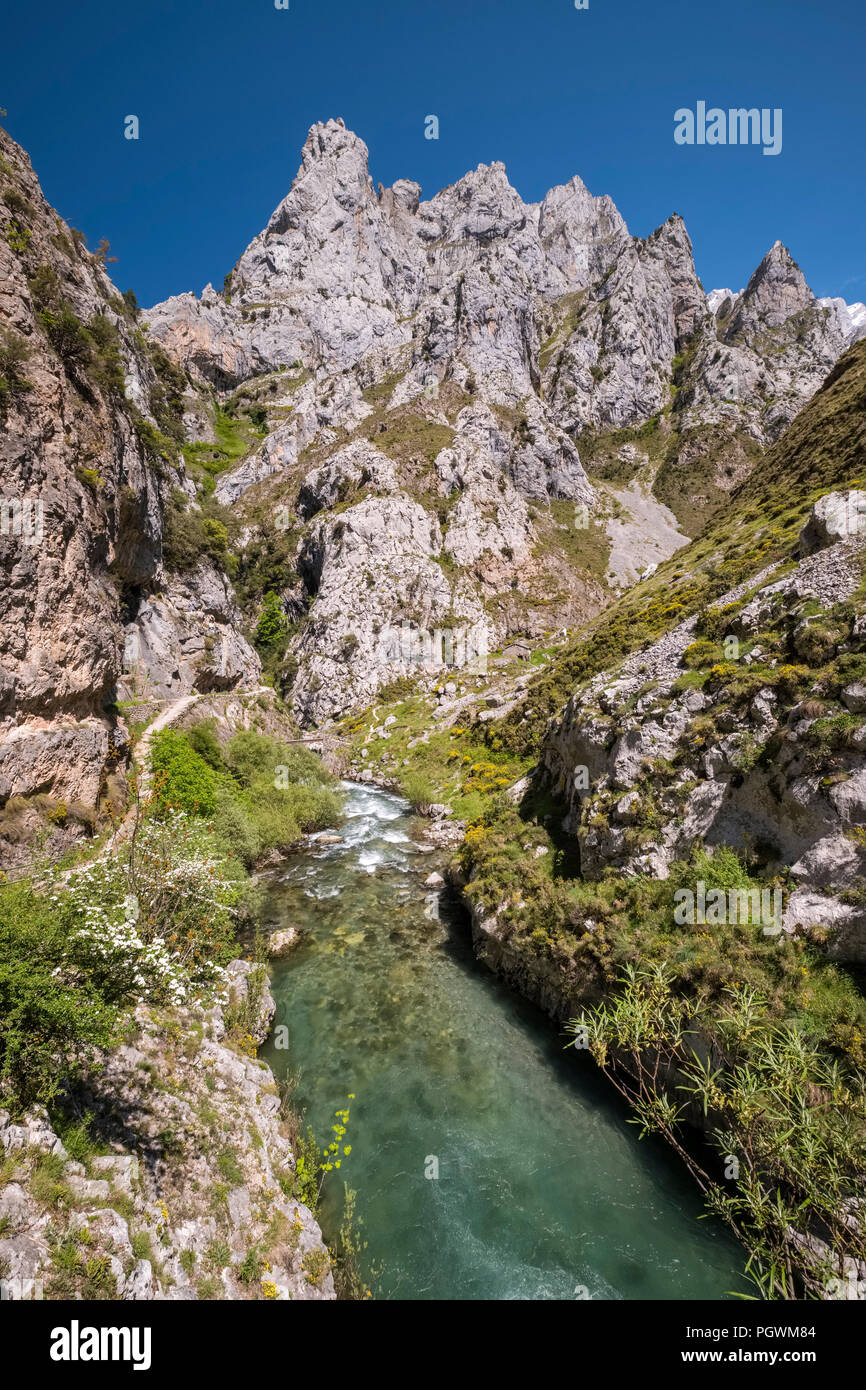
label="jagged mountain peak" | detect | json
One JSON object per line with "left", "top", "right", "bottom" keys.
{"left": 300, "top": 115, "right": 359, "bottom": 160}
{"left": 730, "top": 239, "right": 812, "bottom": 328}
{"left": 129, "top": 119, "right": 863, "bottom": 723}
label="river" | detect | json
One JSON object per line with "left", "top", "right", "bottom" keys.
{"left": 260, "top": 781, "right": 747, "bottom": 1300}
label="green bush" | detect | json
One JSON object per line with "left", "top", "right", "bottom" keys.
{"left": 57, "top": 808, "right": 245, "bottom": 999}
{"left": 0, "top": 882, "right": 117, "bottom": 1111}
{"left": 163, "top": 491, "right": 232, "bottom": 572}
{"left": 39, "top": 306, "right": 92, "bottom": 369}
{"left": 185, "top": 719, "right": 224, "bottom": 769}
{"left": 0, "top": 323, "right": 30, "bottom": 381}
{"left": 28, "top": 263, "right": 61, "bottom": 309}
{"left": 85, "top": 313, "right": 125, "bottom": 396}
{"left": 251, "top": 801, "right": 302, "bottom": 853}
{"left": 150, "top": 729, "right": 221, "bottom": 815}
{"left": 150, "top": 726, "right": 342, "bottom": 860}
{"left": 255, "top": 591, "right": 289, "bottom": 650}
{"left": 223, "top": 732, "right": 341, "bottom": 852}
{"left": 681, "top": 639, "right": 720, "bottom": 669}
{"left": 212, "top": 788, "right": 261, "bottom": 868}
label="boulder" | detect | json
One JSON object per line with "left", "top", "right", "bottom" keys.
{"left": 799, "top": 491, "right": 866, "bottom": 556}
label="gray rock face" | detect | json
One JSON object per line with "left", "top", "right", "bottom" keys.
{"left": 799, "top": 490, "right": 866, "bottom": 556}
{"left": 120, "top": 561, "right": 261, "bottom": 701}
{"left": 133, "top": 119, "right": 863, "bottom": 731}
{"left": 215, "top": 367, "right": 372, "bottom": 507}
{"left": 0, "top": 961, "right": 335, "bottom": 1302}
{"left": 0, "top": 130, "right": 168, "bottom": 812}
{"left": 145, "top": 122, "right": 853, "bottom": 459}
{"left": 541, "top": 527, "right": 866, "bottom": 961}
{"left": 297, "top": 439, "right": 399, "bottom": 520}
{"left": 291, "top": 491, "right": 497, "bottom": 724}
{"left": 680, "top": 243, "right": 853, "bottom": 446}
{"left": 0, "top": 127, "right": 260, "bottom": 833}
{"left": 544, "top": 217, "right": 709, "bottom": 433}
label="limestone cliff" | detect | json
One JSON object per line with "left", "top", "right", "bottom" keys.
{"left": 0, "top": 127, "right": 259, "bottom": 863}
{"left": 139, "top": 119, "right": 860, "bottom": 727}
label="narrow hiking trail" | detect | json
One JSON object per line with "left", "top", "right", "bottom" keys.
{"left": 59, "top": 687, "right": 272, "bottom": 878}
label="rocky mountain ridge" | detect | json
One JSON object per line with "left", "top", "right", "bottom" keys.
{"left": 138, "top": 119, "right": 862, "bottom": 730}
{"left": 0, "top": 124, "right": 261, "bottom": 858}
{"left": 1, "top": 116, "right": 862, "bottom": 844}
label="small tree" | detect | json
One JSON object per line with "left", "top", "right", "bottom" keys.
{"left": 255, "top": 591, "right": 289, "bottom": 650}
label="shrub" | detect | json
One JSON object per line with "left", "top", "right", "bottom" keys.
{"left": 4, "top": 219, "right": 30, "bottom": 254}
{"left": 217, "top": 1148, "right": 243, "bottom": 1184}
{"left": 163, "top": 492, "right": 231, "bottom": 572}
{"left": 28, "top": 263, "right": 61, "bottom": 310}
{"left": 3, "top": 187, "right": 30, "bottom": 217}
{"left": 149, "top": 727, "right": 342, "bottom": 862}
{"left": 212, "top": 789, "right": 261, "bottom": 868}
{"left": 56, "top": 808, "right": 243, "bottom": 1002}
{"left": 0, "top": 324, "right": 30, "bottom": 382}
{"left": 697, "top": 602, "right": 740, "bottom": 641}
{"left": 185, "top": 720, "right": 223, "bottom": 769}
{"left": 150, "top": 730, "right": 220, "bottom": 816}
{"left": 223, "top": 733, "right": 341, "bottom": 852}
{"left": 254, "top": 591, "right": 289, "bottom": 651}
{"left": 681, "top": 639, "right": 719, "bottom": 669}
{"left": 0, "top": 882, "right": 117, "bottom": 1110}
{"left": 39, "top": 306, "right": 92, "bottom": 369}
{"left": 86, "top": 313, "right": 125, "bottom": 396}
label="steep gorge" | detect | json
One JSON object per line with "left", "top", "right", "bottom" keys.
{"left": 2, "top": 116, "right": 866, "bottom": 1303}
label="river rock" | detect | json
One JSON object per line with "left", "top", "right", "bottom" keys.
{"left": 269, "top": 927, "right": 300, "bottom": 956}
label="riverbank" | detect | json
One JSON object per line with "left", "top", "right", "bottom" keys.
{"left": 0, "top": 707, "right": 345, "bottom": 1302}
{"left": 259, "top": 780, "right": 746, "bottom": 1299}
{"left": 336, "top": 657, "right": 866, "bottom": 1301}
{"left": 0, "top": 959, "right": 334, "bottom": 1301}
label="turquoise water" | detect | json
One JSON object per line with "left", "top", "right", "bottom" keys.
{"left": 261, "top": 782, "right": 747, "bottom": 1300}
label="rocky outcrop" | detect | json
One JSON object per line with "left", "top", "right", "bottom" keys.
{"left": 799, "top": 489, "right": 866, "bottom": 556}
{"left": 291, "top": 489, "right": 496, "bottom": 724}
{"left": 679, "top": 244, "right": 854, "bottom": 446}
{"left": 120, "top": 561, "right": 261, "bottom": 701}
{"left": 145, "top": 123, "right": 856, "bottom": 460}
{"left": 0, "top": 127, "right": 262, "bottom": 852}
{"left": 0, "top": 129, "right": 167, "bottom": 813}
{"left": 132, "top": 118, "right": 863, "bottom": 729}
{"left": 0, "top": 961, "right": 334, "bottom": 1302}
{"left": 541, "top": 496, "right": 866, "bottom": 961}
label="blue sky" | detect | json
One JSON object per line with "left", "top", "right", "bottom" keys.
{"left": 1, "top": 0, "right": 863, "bottom": 308}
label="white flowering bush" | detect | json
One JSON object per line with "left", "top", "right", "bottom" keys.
{"left": 54, "top": 810, "right": 246, "bottom": 1006}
